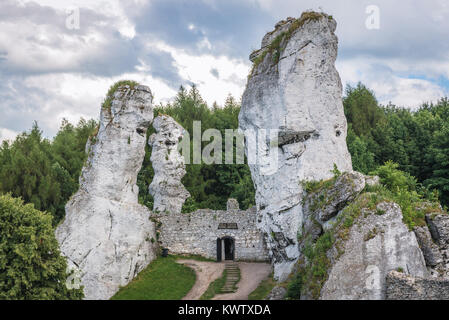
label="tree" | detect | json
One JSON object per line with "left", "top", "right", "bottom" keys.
{"left": 0, "top": 193, "right": 83, "bottom": 299}
{"left": 343, "top": 83, "right": 385, "bottom": 136}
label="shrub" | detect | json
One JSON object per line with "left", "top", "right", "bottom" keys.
{"left": 0, "top": 194, "right": 83, "bottom": 300}
{"left": 371, "top": 161, "right": 417, "bottom": 192}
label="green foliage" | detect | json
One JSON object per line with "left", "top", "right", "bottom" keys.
{"left": 0, "top": 119, "right": 97, "bottom": 225}
{"left": 331, "top": 163, "right": 341, "bottom": 178}
{"left": 0, "top": 194, "right": 83, "bottom": 300}
{"left": 344, "top": 83, "right": 385, "bottom": 137}
{"left": 137, "top": 86, "right": 255, "bottom": 212}
{"left": 111, "top": 255, "right": 196, "bottom": 300}
{"left": 102, "top": 80, "right": 139, "bottom": 110}
{"left": 287, "top": 232, "right": 334, "bottom": 299}
{"left": 345, "top": 83, "right": 449, "bottom": 208}
{"left": 371, "top": 161, "right": 417, "bottom": 192}
{"left": 347, "top": 126, "right": 376, "bottom": 174}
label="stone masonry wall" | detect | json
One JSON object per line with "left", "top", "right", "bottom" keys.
{"left": 154, "top": 205, "right": 269, "bottom": 262}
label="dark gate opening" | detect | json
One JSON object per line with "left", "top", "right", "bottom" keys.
{"left": 216, "top": 238, "right": 222, "bottom": 262}
{"left": 224, "top": 237, "right": 234, "bottom": 261}
{"left": 217, "top": 237, "right": 235, "bottom": 262}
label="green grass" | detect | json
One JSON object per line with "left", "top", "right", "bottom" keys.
{"left": 200, "top": 269, "right": 227, "bottom": 300}
{"left": 176, "top": 254, "right": 216, "bottom": 262}
{"left": 248, "top": 275, "right": 277, "bottom": 300}
{"left": 111, "top": 255, "right": 196, "bottom": 300}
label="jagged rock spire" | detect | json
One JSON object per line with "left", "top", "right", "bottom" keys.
{"left": 149, "top": 115, "right": 190, "bottom": 214}
{"left": 56, "top": 83, "right": 157, "bottom": 300}
{"left": 239, "top": 12, "right": 353, "bottom": 281}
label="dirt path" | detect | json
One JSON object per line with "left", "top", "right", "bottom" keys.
{"left": 176, "top": 260, "right": 225, "bottom": 300}
{"left": 213, "top": 262, "right": 272, "bottom": 300}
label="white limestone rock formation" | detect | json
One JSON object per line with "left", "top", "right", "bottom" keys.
{"left": 56, "top": 84, "right": 157, "bottom": 300}
{"left": 239, "top": 12, "right": 353, "bottom": 281}
{"left": 320, "top": 202, "right": 428, "bottom": 300}
{"left": 149, "top": 115, "right": 190, "bottom": 214}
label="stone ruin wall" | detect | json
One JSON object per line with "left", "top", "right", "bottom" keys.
{"left": 154, "top": 203, "right": 269, "bottom": 262}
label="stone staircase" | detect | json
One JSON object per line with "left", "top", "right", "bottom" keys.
{"left": 221, "top": 262, "right": 240, "bottom": 293}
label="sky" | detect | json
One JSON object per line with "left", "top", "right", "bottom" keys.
{"left": 1, "top": 0, "right": 449, "bottom": 141}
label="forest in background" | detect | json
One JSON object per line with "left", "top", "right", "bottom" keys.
{"left": 1, "top": 83, "right": 449, "bottom": 227}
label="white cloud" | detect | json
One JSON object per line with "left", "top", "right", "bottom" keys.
{"left": 0, "top": 128, "right": 19, "bottom": 143}
{"left": 151, "top": 41, "right": 250, "bottom": 104}
{"left": 2, "top": 0, "right": 449, "bottom": 139}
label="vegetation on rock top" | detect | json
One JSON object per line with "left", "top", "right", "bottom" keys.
{"left": 287, "top": 160, "right": 445, "bottom": 300}
{"left": 250, "top": 11, "right": 332, "bottom": 77}
{"left": 101, "top": 80, "right": 140, "bottom": 110}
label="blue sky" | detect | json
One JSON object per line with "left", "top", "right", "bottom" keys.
{"left": 1, "top": 0, "right": 449, "bottom": 141}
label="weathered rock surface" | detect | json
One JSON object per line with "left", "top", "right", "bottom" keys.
{"left": 320, "top": 202, "right": 428, "bottom": 300}
{"left": 365, "top": 175, "right": 380, "bottom": 187}
{"left": 304, "top": 172, "right": 365, "bottom": 225}
{"left": 426, "top": 213, "right": 449, "bottom": 245}
{"left": 56, "top": 84, "right": 157, "bottom": 300}
{"left": 299, "top": 172, "right": 365, "bottom": 251}
{"left": 386, "top": 271, "right": 449, "bottom": 300}
{"left": 414, "top": 226, "right": 443, "bottom": 268}
{"left": 423, "top": 213, "right": 449, "bottom": 278}
{"left": 265, "top": 286, "right": 287, "bottom": 300}
{"left": 239, "top": 12, "right": 353, "bottom": 281}
{"left": 149, "top": 115, "right": 190, "bottom": 214}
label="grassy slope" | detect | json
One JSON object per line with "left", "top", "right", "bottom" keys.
{"left": 248, "top": 275, "right": 277, "bottom": 300}
{"left": 111, "top": 255, "right": 196, "bottom": 300}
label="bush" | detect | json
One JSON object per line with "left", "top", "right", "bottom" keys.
{"left": 369, "top": 161, "right": 443, "bottom": 229}
{"left": 371, "top": 161, "right": 417, "bottom": 192}
{"left": 0, "top": 194, "right": 83, "bottom": 300}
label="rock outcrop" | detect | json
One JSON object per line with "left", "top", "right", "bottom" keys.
{"left": 423, "top": 213, "right": 449, "bottom": 278}
{"left": 320, "top": 202, "right": 428, "bottom": 300}
{"left": 239, "top": 12, "right": 353, "bottom": 280}
{"left": 56, "top": 84, "right": 157, "bottom": 300}
{"left": 149, "top": 115, "right": 190, "bottom": 214}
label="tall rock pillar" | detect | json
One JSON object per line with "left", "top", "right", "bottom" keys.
{"left": 239, "top": 12, "right": 353, "bottom": 281}
{"left": 149, "top": 115, "right": 190, "bottom": 214}
{"left": 56, "top": 84, "right": 157, "bottom": 299}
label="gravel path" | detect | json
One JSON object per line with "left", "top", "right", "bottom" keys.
{"left": 178, "top": 260, "right": 272, "bottom": 300}
{"left": 213, "top": 262, "right": 272, "bottom": 300}
{"left": 176, "top": 260, "right": 225, "bottom": 300}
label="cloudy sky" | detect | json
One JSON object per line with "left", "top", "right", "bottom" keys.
{"left": 1, "top": 0, "right": 449, "bottom": 141}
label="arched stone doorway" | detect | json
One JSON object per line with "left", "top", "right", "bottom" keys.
{"left": 216, "top": 236, "right": 235, "bottom": 262}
